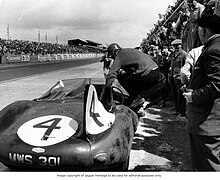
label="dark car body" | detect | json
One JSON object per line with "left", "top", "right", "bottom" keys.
{"left": 0, "top": 78, "right": 138, "bottom": 171}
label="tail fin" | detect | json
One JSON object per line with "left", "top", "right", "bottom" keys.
{"left": 85, "top": 85, "right": 115, "bottom": 135}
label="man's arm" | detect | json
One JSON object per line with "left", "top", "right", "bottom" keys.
{"left": 180, "top": 52, "right": 195, "bottom": 85}
{"left": 105, "top": 57, "right": 121, "bottom": 88}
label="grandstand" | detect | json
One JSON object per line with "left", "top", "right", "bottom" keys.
{"left": 68, "top": 38, "right": 106, "bottom": 52}
{"left": 0, "top": 36, "right": 105, "bottom": 64}
{"left": 0, "top": 37, "right": 105, "bottom": 56}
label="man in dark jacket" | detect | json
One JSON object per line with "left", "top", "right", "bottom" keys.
{"left": 169, "top": 39, "right": 187, "bottom": 117}
{"left": 101, "top": 43, "right": 160, "bottom": 116}
{"left": 183, "top": 2, "right": 220, "bottom": 171}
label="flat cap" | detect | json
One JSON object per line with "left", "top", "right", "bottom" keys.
{"left": 171, "top": 39, "right": 182, "bottom": 45}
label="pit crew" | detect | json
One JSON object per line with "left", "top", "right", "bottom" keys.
{"left": 101, "top": 43, "right": 160, "bottom": 116}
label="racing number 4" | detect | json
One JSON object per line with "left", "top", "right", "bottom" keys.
{"left": 33, "top": 118, "right": 61, "bottom": 140}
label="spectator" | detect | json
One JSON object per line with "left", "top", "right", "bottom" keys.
{"left": 0, "top": 38, "right": 104, "bottom": 56}
{"left": 100, "top": 55, "right": 114, "bottom": 79}
{"left": 180, "top": 45, "right": 204, "bottom": 85}
{"left": 185, "top": 0, "right": 205, "bottom": 52}
{"left": 169, "top": 39, "right": 187, "bottom": 117}
{"left": 183, "top": 2, "right": 220, "bottom": 171}
{"left": 154, "top": 46, "right": 164, "bottom": 69}
{"left": 147, "top": 45, "right": 157, "bottom": 58}
{"left": 174, "top": 3, "right": 191, "bottom": 52}
{"left": 161, "top": 47, "right": 172, "bottom": 81}
{"left": 161, "top": 47, "right": 172, "bottom": 105}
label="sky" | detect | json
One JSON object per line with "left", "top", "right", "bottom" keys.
{"left": 0, "top": 0, "right": 175, "bottom": 48}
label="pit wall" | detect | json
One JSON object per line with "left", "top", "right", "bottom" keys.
{"left": 0, "top": 53, "right": 104, "bottom": 64}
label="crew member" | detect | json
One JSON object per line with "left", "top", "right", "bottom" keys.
{"left": 101, "top": 43, "right": 160, "bottom": 116}
{"left": 100, "top": 54, "right": 114, "bottom": 79}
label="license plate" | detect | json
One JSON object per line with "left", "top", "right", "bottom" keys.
{"left": 9, "top": 153, "right": 61, "bottom": 167}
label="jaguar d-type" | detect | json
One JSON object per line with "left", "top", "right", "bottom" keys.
{"left": 0, "top": 78, "right": 139, "bottom": 171}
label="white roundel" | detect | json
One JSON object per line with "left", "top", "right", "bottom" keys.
{"left": 17, "top": 115, "right": 78, "bottom": 147}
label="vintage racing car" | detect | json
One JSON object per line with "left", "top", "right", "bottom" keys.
{"left": 0, "top": 78, "right": 139, "bottom": 171}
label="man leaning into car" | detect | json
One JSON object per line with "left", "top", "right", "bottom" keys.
{"left": 100, "top": 43, "right": 160, "bottom": 117}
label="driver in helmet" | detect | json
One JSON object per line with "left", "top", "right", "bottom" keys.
{"left": 101, "top": 43, "right": 160, "bottom": 116}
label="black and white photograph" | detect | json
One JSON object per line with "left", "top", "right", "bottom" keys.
{"left": 1, "top": 0, "right": 220, "bottom": 179}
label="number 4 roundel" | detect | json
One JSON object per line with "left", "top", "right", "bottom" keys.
{"left": 17, "top": 115, "right": 78, "bottom": 147}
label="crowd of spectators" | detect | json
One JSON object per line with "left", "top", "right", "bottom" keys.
{"left": 141, "top": 0, "right": 210, "bottom": 53}
{"left": 142, "top": 0, "right": 220, "bottom": 171}
{"left": 0, "top": 38, "right": 105, "bottom": 56}
{"left": 140, "top": 0, "right": 213, "bottom": 119}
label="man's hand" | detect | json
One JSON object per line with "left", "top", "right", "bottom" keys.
{"left": 183, "top": 92, "right": 193, "bottom": 103}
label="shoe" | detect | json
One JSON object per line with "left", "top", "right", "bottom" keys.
{"left": 141, "top": 101, "right": 149, "bottom": 108}
{"left": 130, "top": 96, "right": 145, "bottom": 109}
{"left": 136, "top": 107, "right": 145, "bottom": 117}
